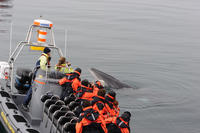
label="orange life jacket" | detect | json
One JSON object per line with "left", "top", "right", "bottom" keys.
{"left": 72, "top": 78, "right": 81, "bottom": 93}
{"left": 113, "top": 105, "right": 120, "bottom": 117}
{"left": 93, "top": 81, "right": 104, "bottom": 96}
{"left": 93, "top": 86, "right": 99, "bottom": 96}
{"left": 76, "top": 85, "right": 94, "bottom": 101}
{"left": 117, "top": 117, "right": 130, "bottom": 133}
{"left": 58, "top": 73, "right": 73, "bottom": 85}
{"left": 105, "top": 117, "right": 130, "bottom": 133}
{"left": 91, "top": 96, "right": 109, "bottom": 118}
{"left": 59, "top": 70, "right": 81, "bottom": 86}
{"left": 76, "top": 106, "right": 107, "bottom": 133}
{"left": 105, "top": 94, "right": 119, "bottom": 117}
{"left": 80, "top": 92, "right": 95, "bottom": 101}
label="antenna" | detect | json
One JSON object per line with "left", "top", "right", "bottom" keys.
{"left": 9, "top": 22, "right": 13, "bottom": 57}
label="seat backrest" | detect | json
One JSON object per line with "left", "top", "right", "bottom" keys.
{"left": 58, "top": 116, "right": 74, "bottom": 126}
{"left": 55, "top": 100, "right": 65, "bottom": 106}
{"left": 44, "top": 99, "right": 57, "bottom": 108}
{"left": 41, "top": 94, "right": 53, "bottom": 103}
{"left": 65, "top": 111, "right": 75, "bottom": 117}
{"left": 68, "top": 101, "right": 80, "bottom": 110}
{"left": 49, "top": 105, "right": 63, "bottom": 115}
{"left": 54, "top": 111, "right": 68, "bottom": 120}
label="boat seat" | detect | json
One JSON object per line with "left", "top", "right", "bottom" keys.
{"left": 52, "top": 110, "right": 68, "bottom": 126}
{"left": 72, "top": 106, "right": 82, "bottom": 117}
{"left": 68, "top": 101, "right": 80, "bottom": 110}
{"left": 50, "top": 95, "right": 60, "bottom": 100}
{"left": 44, "top": 99, "right": 58, "bottom": 114}
{"left": 55, "top": 100, "right": 65, "bottom": 106}
{"left": 65, "top": 111, "right": 75, "bottom": 117}
{"left": 48, "top": 105, "right": 64, "bottom": 120}
{"left": 70, "top": 117, "right": 78, "bottom": 123}
{"left": 63, "top": 122, "right": 76, "bottom": 133}
{"left": 64, "top": 94, "right": 76, "bottom": 105}
{"left": 41, "top": 94, "right": 53, "bottom": 103}
{"left": 57, "top": 116, "right": 74, "bottom": 133}
{"left": 60, "top": 106, "right": 70, "bottom": 111}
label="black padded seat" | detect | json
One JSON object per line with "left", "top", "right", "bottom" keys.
{"left": 70, "top": 117, "right": 78, "bottom": 123}
{"left": 57, "top": 116, "right": 74, "bottom": 133}
{"left": 44, "top": 99, "right": 58, "bottom": 114}
{"left": 73, "top": 106, "right": 82, "bottom": 117}
{"left": 51, "top": 95, "right": 60, "bottom": 101}
{"left": 63, "top": 122, "right": 76, "bottom": 133}
{"left": 60, "top": 106, "right": 70, "bottom": 111}
{"left": 52, "top": 110, "right": 68, "bottom": 126}
{"left": 68, "top": 101, "right": 80, "bottom": 110}
{"left": 41, "top": 94, "right": 53, "bottom": 103}
{"left": 65, "top": 111, "right": 75, "bottom": 117}
{"left": 64, "top": 95, "right": 76, "bottom": 105}
{"left": 55, "top": 100, "right": 65, "bottom": 106}
{"left": 48, "top": 105, "right": 64, "bottom": 120}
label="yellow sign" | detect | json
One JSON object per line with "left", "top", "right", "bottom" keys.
{"left": 30, "top": 46, "right": 44, "bottom": 51}
{"left": 1, "top": 111, "right": 15, "bottom": 133}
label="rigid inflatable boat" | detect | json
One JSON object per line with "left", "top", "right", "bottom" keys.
{"left": 0, "top": 19, "right": 131, "bottom": 133}
{"left": 0, "top": 19, "right": 74, "bottom": 133}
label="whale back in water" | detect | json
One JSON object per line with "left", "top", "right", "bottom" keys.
{"left": 89, "top": 68, "right": 132, "bottom": 89}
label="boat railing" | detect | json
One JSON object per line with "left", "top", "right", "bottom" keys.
{"left": 8, "top": 41, "right": 63, "bottom": 94}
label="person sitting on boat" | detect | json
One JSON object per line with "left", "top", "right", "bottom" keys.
{"left": 76, "top": 79, "right": 94, "bottom": 102}
{"left": 71, "top": 68, "right": 82, "bottom": 93}
{"left": 59, "top": 67, "right": 82, "bottom": 100}
{"left": 93, "top": 80, "right": 104, "bottom": 96}
{"left": 105, "top": 111, "right": 131, "bottom": 133}
{"left": 75, "top": 100, "right": 107, "bottom": 133}
{"left": 22, "top": 47, "right": 51, "bottom": 111}
{"left": 105, "top": 90, "right": 119, "bottom": 117}
{"left": 113, "top": 100, "right": 120, "bottom": 117}
{"left": 91, "top": 89, "right": 109, "bottom": 119}
{"left": 55, "top": 56, "right": 74, "bottom": 73}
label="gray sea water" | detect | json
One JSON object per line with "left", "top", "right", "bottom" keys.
{"left": 1, "top": 0, "right": 200, "bottom": 132}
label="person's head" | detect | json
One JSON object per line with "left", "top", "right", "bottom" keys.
{"left": 94, "top": 80, "right": 104, "bottom": 89}
{"left": 81, "top": 79, "right": 90, "bottom": 87}
{"left": 121, "top": 111, "right": 131, "bottom": 122}
{"left": 43, "top": 47, "right": 51, "bottom": 56}
{"left": 105, "top": 90, "right": 116, "bottom": 102}
{"left": 58, "top": 57, "right": 66, "bottom": 65}
{"left": 97, "top": 89, "right": 106, "bottom": 97}
{"left": 107, "top": 90, "right": 116, "bottom": 99}
{"left": 74, "top": 67, "right": 82, "bottom": 75}
{"left": 66, "top": 61, "right": 71, "bottom": 67}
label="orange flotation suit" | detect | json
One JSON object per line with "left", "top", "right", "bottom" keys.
{"left": 76, "top": 106, "right": 107, "bottom": 133}
{"left": 105, "top": 116, "right": 130, "bottom": 133}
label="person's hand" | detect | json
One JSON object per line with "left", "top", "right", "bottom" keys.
{"left": 48, "top": 57, "right": 51, "bottom": 61}
{"left": 66, "top": 61, "right": 71, "bottom": 67}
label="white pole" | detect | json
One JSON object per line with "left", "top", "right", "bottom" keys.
{"left": 65, "top": 29, "right": 71, "bottom": 71}
{"left": 64, "top": 29, "right": 67, "bottom": 57}
{"left": 9, "top": 22, "right": 13, "bottom": 57}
